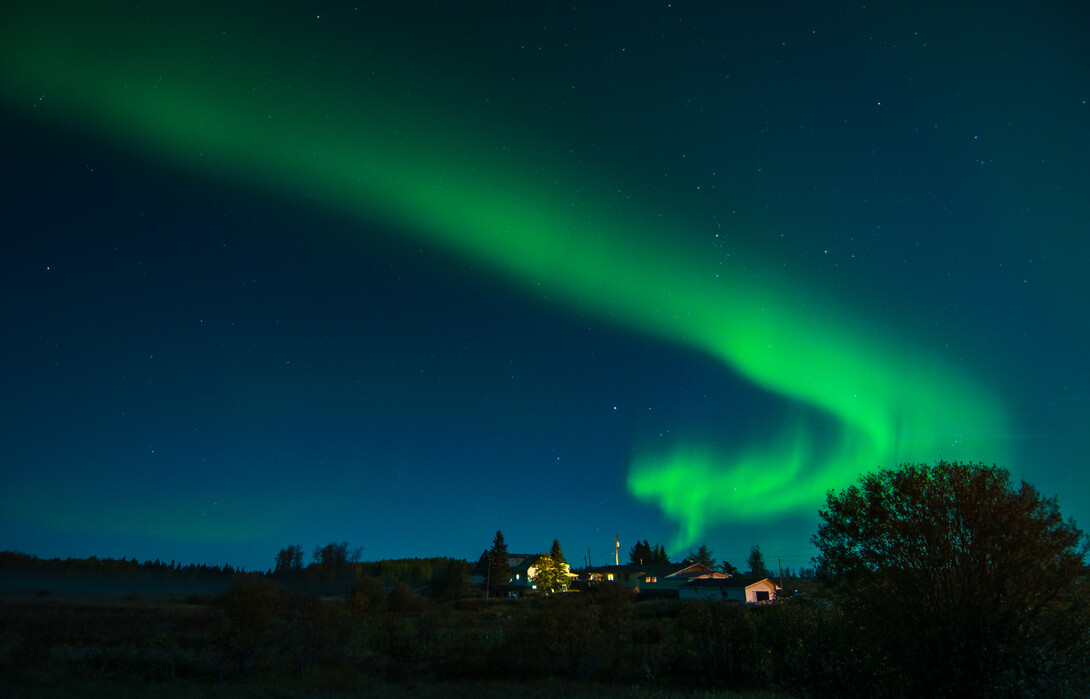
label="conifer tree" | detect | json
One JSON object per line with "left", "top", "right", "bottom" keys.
{"left": 487, "top": 530, "right": 511, "bottom": 592}
{"left": 689, "top": 543, "right": 716, "bottom": 568}
{"left": 747, "top": 545, "right": 769, "bottom": 577}
{"left": 549, "top": 538, "right": 566, "bottom": 568}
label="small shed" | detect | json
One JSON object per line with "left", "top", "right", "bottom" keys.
{"left": 679, "top": 575, "right": 778, "bottom": 603}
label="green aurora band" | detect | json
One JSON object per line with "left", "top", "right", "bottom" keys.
{"left": 1, "top": 5, "right": 1009, "bottom": 549}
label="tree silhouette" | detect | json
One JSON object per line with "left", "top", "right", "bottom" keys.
{"left": 628, "top": 539, "right": 652, "bottom": 565}
{"left": 487, "top": 530, "right": 511, "bottom": 593}
{"left": 549, "top": 539, "right": 566, "bottom": 569}
{"left": 274, "top": 545, "right": 304, "bottom": 573}
{"left": 814, "top": 460, "right": 1090, "bottom": 697}
{"left": 689, "top": 544, "right": 716, "bottom": 567}
{"left": 629, "top": 540, "right": 670, "bottom": 564}
{"left": 312, "top": 542, "right": 360, "bottom": 569}
{"left": 746, "top": 545, "right": 768, "bottom": 577}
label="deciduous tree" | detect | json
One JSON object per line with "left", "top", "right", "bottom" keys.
{"left": 274, "top": 545, "right": 304, "bottom": 573}
{"left": 533, "top": 553, "right": 562, "bottom": 594}
{"left": 532, "top": 539, "right": 569, "bottom": 594}
{"left": 814, "top": 460, "right": 1090, "bottom": 697}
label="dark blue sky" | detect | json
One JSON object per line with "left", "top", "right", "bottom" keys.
{"left": 2, "top": 1, "right": 1088, "bottom": 572}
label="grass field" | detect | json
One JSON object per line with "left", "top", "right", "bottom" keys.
{"left": 0, "top": 583, "right": 802, "bottom": 698}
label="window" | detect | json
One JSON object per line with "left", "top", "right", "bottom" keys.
{"left": 645, "top": 576, "right": 657, "bottom": 583}
{"left": 607, "top": 573, "right": 614, "bottom": 581}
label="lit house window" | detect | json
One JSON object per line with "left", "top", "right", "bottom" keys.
{"left": 607, "top": 573, "right": 614, "bottom": 581}
{"left": 645, "top": 576, "right": 657, "bottom": 583}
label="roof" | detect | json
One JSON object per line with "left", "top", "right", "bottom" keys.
{"left": 585, "top": 562, "right": 717, "bottom": 578}
{"left": 475, "top": 551, "right": 541, "bottom": 575}
{"left": 681, "top": 575, "right": 775, "bottom": 589}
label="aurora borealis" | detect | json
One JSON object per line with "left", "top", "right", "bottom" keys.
{"left": 3, "top": 2, "right": 1088, "bottom": 571}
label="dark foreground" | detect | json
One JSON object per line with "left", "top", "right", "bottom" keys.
{"left": 1, "top": 582, "right": 811, "bottom": 698}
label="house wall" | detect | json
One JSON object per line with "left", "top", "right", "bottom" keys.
{"left": 678, "top": 580, "right": 777, "bottom": 602}
{"left": 723, "top": 587, "right": 747, "bottom": 602}
{"left": 744, "top": 581, "right": 777, "bottom": 602}
{"left": 679, "top": 586, "right": 726, "bottom": 601}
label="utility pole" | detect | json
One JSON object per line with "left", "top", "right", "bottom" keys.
{"left": 614, "top": 534, "right": 620, "bottom": 566}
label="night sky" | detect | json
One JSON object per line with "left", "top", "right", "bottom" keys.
{"left": 3, "top": 2, "right": 1088, "bottom": 573}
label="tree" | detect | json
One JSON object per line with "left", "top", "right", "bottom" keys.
{"left": 629, "top": 540, "right": 670, "bottom": 565}
{"left": 813, "top": 461, "right": 1090, "bottom": 697}
{"left": 549, "top": 539, "right": 567, "bottom": 569}
{"left": 487, "top": 530, "right": 511, "bottom": 593}
{"left": 718, "top": 560, "right": 738, "bottom": 575}
{"left": 532, "top": 553, "right": 563, "bottom": 594}
{"left": 425, "top": 559, "right": 469, "bottom": 601}
{"left": 312, "top": 541, "right": 362, "bottom": 569}
{"left": 274, "top": 545, "right": 304, "bottom": 574}
{"left": 746, "top": 545, "right": 768, "bottom": 577}
{"left": 628, "top": 539, "right": 652, "bottom": 565}
{"left": 689, "top": 544, "right": 716, "bottom": 568}
{"left": 531, "top": 539, "right": 569, "bottom": 595}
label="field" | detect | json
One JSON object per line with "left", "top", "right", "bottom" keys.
{"left": 0, "top": 580, "right": 807, "bottom": 698}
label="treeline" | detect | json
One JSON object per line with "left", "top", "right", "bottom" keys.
{"left": 0, "top": 548, "right": 467, "bottom": 598}
{"left": 0, "top": 550, "right": 239, "bottom": 582}
{"left": 272, "top": 555, "right": 466, "bottom": 596}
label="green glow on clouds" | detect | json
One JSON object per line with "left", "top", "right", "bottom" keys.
{"left": 1, "top": 5, "right": 1008, "bottom": 548}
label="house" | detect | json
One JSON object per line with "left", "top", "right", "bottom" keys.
{"left": 679, "top": 575, "right": 778, "bottom": 603}
{"left": 584, "top": 561, "right": 726, "bottom": 594}
{"left": 472, "top": 551, "right": 574, "bottom": 592}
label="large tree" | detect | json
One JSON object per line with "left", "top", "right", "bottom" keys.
{"left": 549, "top": 539, "right": 566, "bottom": 569}
{"left": 814, "top": 460, "right": 1089, "bottom": 697}
{"left": 628, "top": 539, "right": 652, "bottom": 565}
{"left": 746, "top": 545, "right": 768, "bottom": 577}
{"left": 629, "top": 540, "right": 670, "bottom": 565}
{"left": 689, "top": 544, "right": 716, "bottom": 568}
{"left": 532, "top": 554, "right": 563, "bottom": 594}
{"left": 534, "top": 540, "right": 569, "bottom": 594}
{"left": 312, "top": 541, "right": 361, "bottom": 569}
{"left": 487, "top": 530, "right": 511, "bottom": 593}
{"left": 274, "top": 545, "right": 304, "bottom": 574}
